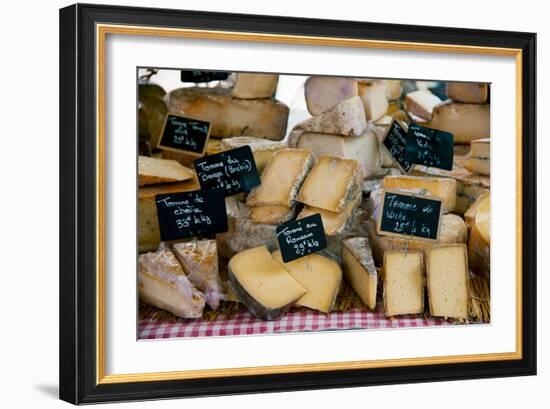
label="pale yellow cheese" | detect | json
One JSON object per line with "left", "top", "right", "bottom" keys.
{"left": 219, "top": 137, "right": 287, "bottom": 175}
{"left": 231, "top": 73, "right": 278, "bottom": 99}
{"left": 382, "top": 175, "right": 457, "bottom": 212}
{"left": 464, "top": 191, "right": 490, "bottom": 232}
{"left": 386, "top": 80, "right": 403, "bottom": 100}
{"left": 304, "top": 76, "right": 359, "bottom": 115}
{"left": 468, "top": 196, "right": 490, "bottom": 277}
{"left": 138, "top": 156, "right": 194, "bottom": 186}
{"left": 249, "top": 205, "right": 296, "bottom": 225}
{"left": 404, "top": 90, "right": 442, "bottom": 121}
{"left": 447, "top": 82, "right": 488, "bottom": 104}
{"left": 342, "top": 237, "right": 378, "bottom": 310}
{"left": 272, "top": 250, "right": 342, "bottom": 313}
{"left": 358, "top": 80, "right": 389, "bottom": 121}
{"left": 383, "top": 251, "right": 424, "bottom": 316}
{"left": 426, "top": 244, "right": 469, "bottom": 320}
{"left": 465, "top": 138, "right": 490, "bottom": 176}
{"left": 428, "top": 102, "right": 490, "bottom": 144}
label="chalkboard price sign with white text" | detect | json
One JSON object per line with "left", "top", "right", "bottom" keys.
{"left": 405, "top": 123, "right": 454, "bottom": 171}
{"left": 382, "top": 120, "right": 414, "bottom": 173}
{"left": 157, "top": 113, "right": 211, "bottom": 156}
{"left": 276, "top": 214, "right": 327, "bottom": 263}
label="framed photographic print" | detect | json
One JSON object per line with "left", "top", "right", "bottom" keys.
{"left": 59, "top": 3, "right": 537, "bottom": 405}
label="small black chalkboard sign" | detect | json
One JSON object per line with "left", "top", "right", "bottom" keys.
{"left": 157, "top": 113, "right": 211, "bottom": 156}
{"left": 180, "top": 70, "right": 230, "bottom": 83}
{"left": 404, "top": 123, "right": 454, "bottom": 171}
{"left": 193, "top": 146, "right": 261, "bottom": 197}
{"left": 155, "top": 189, "right": 228, "bottom": 241}
{"left": 382, "top": 120, "right": 414, "bottom": 173}
{"left": 377, "top": 189, "right": 443, "bottom": 241}
{"left": 276, "top": 213, "right": 327, "bottom": 263}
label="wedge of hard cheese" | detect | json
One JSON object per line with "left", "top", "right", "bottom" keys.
{"left": 231, "top": 73, "right": 278, "bottom": 99}
{"left": 342, "top": 237, "right": 378, "bottom": 310}
{"left": 272, "top": 250, "right": 342, "bottom": 313}
{"left": 172, "top": 240, "right": 225, "bottom": 309}
{"left": 228, "top": 246, "right": 306, "bottom": 320}
{"left": 382, "top": 175, "right": 457, "bottom": 212}
{"left": 168, "top": 87, "right": 289, "bottom": 140}
{"left": 383, "top": 251, "right": 424, "bottom": 316}
{"left": 296, "top": 155, "right": 363, "bottom": 212}
{"left": 358, "top": 80, "right": 389, "bottom": 121}
{"left": 249, "top": 205, "right": 296, "bottom": 225}
{"left": 464, "top": 191, "right": 490, "bottom": 232}
{"left": 220, "top": 137, "right": 287, "bottom": 175}
{"left": 138, "top": 248, "right": 206, "bottom": 318}
{"left": 465, "top": 138, "right": 490, "bottom": 176}
{"left": 447, "top": 82, "right": 488, "bottom": 104}
{"left": 138, "top": 156, "right": 194, "bottom": 186}
{"left": 404, "top": 90, "right": 442, "bottom": 121}
{"left": 305, "top": 76, "right": 359, "bottom": 115}
{"left": 468, "top": 195, "right": 490, "bottom": 277}
{"left": 429, "top": 102, "right": 490, "bottom": 144}
{"left": 426, "top": 244, "right": 469, "bottom": 320}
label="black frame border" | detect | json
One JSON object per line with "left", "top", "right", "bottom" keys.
{"left": 59, "top": 3, "right": 536, "bottom": 404}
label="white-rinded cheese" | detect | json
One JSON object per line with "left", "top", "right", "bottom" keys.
{"left": 447, "top": 82, "right": 488, "bottom": 104}
{"left": 358, "top": 80, "right": 389, "bottom": 121}
{"left": 138, "top": 248, "right": 206, "bottom": 318}
{"left": 294, "top": 96, "right": 367, "bottom": 136}
{"left": 219, "top": 137, "right": 287, "bottom": 175}
{"left": 294, "top": 130, "right": 382, "bottom": 178}
{"left": 168, "top": 87, "right": 289, "bottom": 140}
{"left": 305, "top": 76, "right": 359, "bottom": 115}
{"left": 138, "top": 156, "right": 194, "bottom": 186}
{"left": 383, "top": 251, "right": 424, "bottom": 316}
{"left": 466, "top": 138, "right": 490, "bottom": 176}
{"left": 404, "top": 90, "right": 442, "bottom": 121}
{"left": 468, "top": 195, "right": 490, "bottom": 277}
{"left": 464, "top": 191, "right": 490, "bottom": 232}
{"left": 228, "top": 246, "right": 306, "bottom": 320}
{"left": 428, "top": 102, "right": 490, "bottom": 144}
{"left": 342, "top": 237, "right": 378, "bottom": 310}
{"left": 296, "top": 155, "right": 363, "bottom": 212}
{"left": 231, "top": 73, "right": 278, "bottom": 99}
{"left": 427, "top": 244, "right": 469, "bottom": 320}
{"left": 172, "top": 240, "right": 225, "bottom": 309}
{"left": 382, "top": 175, "right": 457, "bottom": 212}
{"left": 249, "top": 205, "right": 296, "bottom": 225}
{"left": 247, "top": 149, "right": 314, "bottom": 207}
{"left": 386, "top": 80, "right": 403, "bottom": 100}
{"left": 271, "top": 250, "right": 342, "bottom": 313}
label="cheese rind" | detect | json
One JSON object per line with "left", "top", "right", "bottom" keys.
{"left": 428, "top": 102, "right": 490, "bottom": 144}
{"left": 468, "top": 196, "right": 490, "bottom": 277}
{"left": 296, "top": 155, "right": 363, "bottom": 212}
{"left": 404, "top": 90, "right": 442, "bottom": 120}
{"left": 249, "top": 205, "right": 296, "bottom": 225}
{"left": 464, "top": 191, "right": 490, "bottom": 232}
{"left": 358, "top": 80, "right": 389, "bottom": 121}
{"left": 231, "top": 73, "right": 278, "bottom": 99}
{"left": 272, "top": 251, "right": 342, "bottom": 313}
{"left": 382, "top": 175, "right": 457, "bottom": 212}
{"left": 465, "top": 138, "right": 490, "bottom": 176}
{"left": 305, "top": 76, "right": 359, "bottom": 115}
{"left": 219, "top": 137, "right": 287, "bottom": 175}
{"left": 138, "top": 156, "right": 194, "bottom": 186}
{"left": 447, "top": 82, "right": 488, "bottom": 104}
{"left": 426, "top": 244, "right": 469, "bottom": 320}
{"left": 168, "top": 87, "right": 289, "bottom": 140}
{"left": 228, "top": 246, "right": 306, "bottom": 320}
{"left": 383, "top": 251, "right": 424, "bottom": 316}
{"left": 342, "top": 238, "right": 378, "bottom": 310}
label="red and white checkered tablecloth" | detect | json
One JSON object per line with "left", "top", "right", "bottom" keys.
{"left": 139, "top": 308, "right": 450, "bottom": 339}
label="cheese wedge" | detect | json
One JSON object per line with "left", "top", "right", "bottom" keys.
{"left": 228, "top": 246, "right": 306, "bottom": 320}
{"left": 296, "top": 155, "right": 363, "bottom": 212}
{"left": 428, "top": 102, "right": 490, "bottom": 144}
{"left": 382, "top": 175, "right": 457, "bottom": 212}
{"left": 168, "top": 87, "right": 289, "bottom": 140}
{"left": 138, "top": 156, "right": 194, "bottom": 186}
{"left": 272, "top": 250, "right": 342, "bottom": 313}
{"left": 138, "top": 248, "right": 206, "bottom": 318}
{"left": 383, "top": 251, "right": 424, "bottom": 316}
{"left": 295, "top": 96, "right": 367, "bottom": 136}
{"left": 468, "top": 195, "right": 490, "bottom": 277}
{"left": 447, "top": 82, "right": 488, "bottom": 104}
{"left": 231, "top": 73, "right": 278, "bottom": 99}
{"left": 466, "top": 138, "right": 490, "bottom": 176}
{"left": 220, "top": 137, "right": 287, "bottom": 175}
{"left": 172, "top": 240, "right": 225, "bottom": 309}
{"left": 305, "top": 76, "right": 359, "bottom": 115}
{"left": 464, "top": 191, "right": 490, "bottom": 232}
{"left": 247, "top": 149, "right": 314, "bottom": 207}
{"left": 426, "top": 244, "right": 469, "bottom": 320}
{"left": 404, "top": 90, "right": 442, "bottom": 121}
{"left": 249, "top": 205, "right": 296, "bottom": 225}
{"left": 358, "top": 80, "right": 389, "bottom": 121}
{"left": 342, "top": 238, "right": 378, "bottom": 310}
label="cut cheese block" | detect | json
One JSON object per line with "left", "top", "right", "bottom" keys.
{"left": 468, "top": 195, "right": 490, "bottom": 277}
{"left": 138, "top": 248, "right": 206, "bottom": 318}
{"left": 296, "top": 155, "right": 363, "bottom": 212}
{"left": 342, "top": 237, "right": 378, "bottom": 310}
{"left": 447, "top": 82, "right": 488, "bottom": 104}
{"left": 249, "top": 205, "right": 296, "bottom": 225}
{"left": 294, "top": 130, "right": 382, "bottom": 178}
{"left": 428, "top": 102, "right": 490, "bottom": 144}
{"left": 464, "top": 191, "right": 490, "bottom": 232}
{"left": 231, "top": 73, "right": 278, "bottom": 99}
{"left": 383, "top": 251, "right": 424, "bottom": 316}
{"left": 297, "top": 192, "right": 361, "bottom": 236}
{"left": 247, "top": 149, "right": 313, "bottom": 207}
{"left": 367, "top": 214, "right": 467, "bottom": 266}
{"left": 382, "top": 175, "right": 457, "bottom": 212}
{"left": 138, "top": 175, "right": 200, "bottom": 253}
{"left": 168, "top": 87, "right": 289, "bottom": 140}
{"left": 220, "top": 137, "right": 287, "bottom": 175}
{"left": 228, "top": 246, "right": 306, "bottom": 320}
{"left": 427, "top": 244, "right": 469, "bottom": 320}
{"left": 358, "top": 80, "right": 389, "bottom": 121}
{"left": 305, "top": 76, "right": 359, "bottom": 115}
{"left": 138, "top": 156, "right": 194, "bottom": 186}
{"left": 466, "top": 138, "right": 490, "bottom": 176}
{"left": 404, "top": 90, "right": 442, "bottom": 121}
{"left": 386, "top": 80, "right": 403, "bottom": 100}
{"left": 172, "top": 240, "right": 224, "bottom": 309}
{"left": 295, "top": 96, "right": 367, "bottom": 136}
{"left": 272, "top": 250, "right": 342, "bottom": 313}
